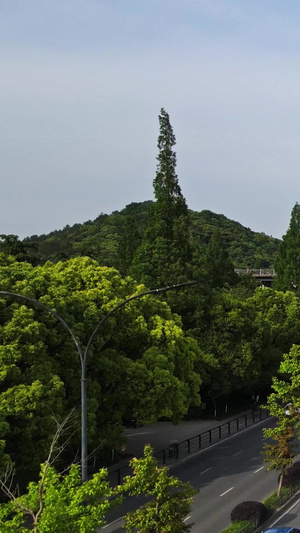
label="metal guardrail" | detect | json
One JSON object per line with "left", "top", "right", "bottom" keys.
{"left": 278, "top": 480, "right": 300, "bottom": 507}
{"left": 239, "top": 512, "right": 261, "bottom": 533}
{"left": 109, "top": 408, "right": 270, "bottom": 485}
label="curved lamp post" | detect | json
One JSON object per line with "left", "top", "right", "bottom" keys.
{"left": 0, "top": 280, "right": 199, "bottom": 482}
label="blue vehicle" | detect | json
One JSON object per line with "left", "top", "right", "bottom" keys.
{"left": 261, "top": 527, "right": 300, "bottom": 533}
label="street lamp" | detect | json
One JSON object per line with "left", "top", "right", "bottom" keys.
{"left": 0, "top": 280, "right": 199, "bottom": 482}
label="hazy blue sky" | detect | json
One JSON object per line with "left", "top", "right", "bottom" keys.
{"left": 2, "top": 0, "right": 300, "bottom": 240}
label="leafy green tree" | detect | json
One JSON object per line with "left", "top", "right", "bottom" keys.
{"left": 0, "top": 235, "right": 39, "bottom": 265}
{"left": 262, "top": 344, "right": 300, "bottom": 495}
{"left": 0, "top": 259, "right": 66, "bottom": 481}
{"left": 275, "top": 202, "right": 300, "bottom": 292}
{"left": 0, "top": 465, "right": 117, "bottom": 532}
{"left": 194, "top": 287, "right": 277, "bottom": 413}
{"left": 121, "top": 445, "right": 197, "bottom": 533}
{"left": 0, "top": 256, "right": 202, "bottom": 481}
{"left": 251, "top": 288, "right": 300, "bottom": 358}
{"left": 0, "top": 417, "right": 120, "bottom": 532}
{"left": 199, "top": 285, "right": 300, "bottom": 415}
{"left": 204, "top": 228, "right": 237, "bottom": 289}
{"left": 199, "top": 292, "right": 255, "bottom": 393}
{"left": 266, "top": 344, "right": 300, "bottom": 414}
{"left": 130, "top": 109, "right": 193, "bottom": 288}
{"left": 117, "top": 215, "right": 141, "bottom": 276}
{"left": 263, "top": 411, "right": 297, "bottom": 496}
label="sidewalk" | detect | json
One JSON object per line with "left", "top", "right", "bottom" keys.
{"left": 123, "top": 410, "right": 257, "bottom": 457}
{"left": 108, "top": 409, "right": 264, "bottom": 479}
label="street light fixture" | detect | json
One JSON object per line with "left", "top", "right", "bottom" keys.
{"left": 0, "top": 280, "right": 199, "bottom": 482}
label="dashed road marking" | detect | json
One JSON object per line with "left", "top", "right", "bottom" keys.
{"left": 200, "top": 467, "right": 212, "bottom": 475}
{"left": 102, "top": 517, "right": 123, "bottom": 529}
{"left": 126, "top": 432, "right": 155, "bottom": 437}
{"left": 220, "top": 487, "right": 234, "bottom": 497}
{"left": 254, "top": 466, "right": 264, "bottom": 473}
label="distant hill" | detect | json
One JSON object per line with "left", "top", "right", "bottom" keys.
{"left": 24, "top": 201, "right": 279, "bottom": 269}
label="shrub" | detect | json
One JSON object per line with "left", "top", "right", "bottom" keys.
{"left": 280, "top": 465, "right": 300, "bottom": 487}
{"left": 231, "top": 501, "right": 267, "bottom": 524}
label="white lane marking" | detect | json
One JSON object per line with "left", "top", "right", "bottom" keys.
{"left": 220, "top": 487, "right": 234, "bottom": 497}
{"left": 102, "top": 517, "right": 123, "bottom": 528}
{"left": 200, "top": 467, "right": 212, "bottom": 475}
{"left": 254, "top": 466, "right": 264, "bottom": 474}
{"left": 233, "top": 451, "right": 242, "bottom": 456}
{"left": 268, "top": 494, "right": 300, "bottom": 527}
{"left": 184, "top": 515, "right": 191, "bottom": 522}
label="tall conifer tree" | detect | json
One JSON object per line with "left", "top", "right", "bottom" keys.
{"left": 130, "top": 108, "right": 192, "bottom": 288}
{"left": 275, "top": 203, "right": 300, "bottom": 292}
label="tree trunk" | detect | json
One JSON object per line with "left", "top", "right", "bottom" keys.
{"left": 277, "top": 472, "right": 283, "bottom": 497}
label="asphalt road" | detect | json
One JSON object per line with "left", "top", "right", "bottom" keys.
{"left": 175, "top": 417, "right": 277, "bottom": 531}
{"left": 100, "top": 417, "right": 280, "bottom": 532}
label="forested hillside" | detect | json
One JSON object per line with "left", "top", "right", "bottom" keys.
{"left": 24, "top": 200, "right": 279, "bottom": 269}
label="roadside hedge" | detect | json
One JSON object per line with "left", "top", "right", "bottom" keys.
{"left": 231, "top": 501, "right": 267, "bottom": 523}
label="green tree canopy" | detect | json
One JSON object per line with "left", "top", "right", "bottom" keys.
{"left": 0, "top": 462, "right": 119, "bottom": 532}
{"left": 275, "top": 202, "right": 300, "bottom": 292}
{"left": 121, "top": 445, "right": 197, "bottom": 533}
{"left": 204, "top": 227, "right": 237, "bottom": 288}
{"left": 117, "top": 215, "right": 141, "bottom": 276}
{"left": 0, "top": 256, "right": 202, "bottom": 482}
{"left": 251, "top": 287, "right": 300, "bottom": 357}
{"left": 0, "top": 235, "right": 39, "bottom": 265}
{"left": 194, "top": 288, "right": 278, "bottom": 411}
{"left": 263, "top": 344, "right": 300, "bottom": 495}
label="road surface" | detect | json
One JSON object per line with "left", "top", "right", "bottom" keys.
{"left": 100, "top": 417, "right": 280, "bottom": 532}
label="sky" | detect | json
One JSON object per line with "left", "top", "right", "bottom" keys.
{"left": 2, "top": 1, "right": 300, "bottom": 240}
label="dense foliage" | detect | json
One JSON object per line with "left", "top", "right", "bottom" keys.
{"left": 263, "top": 344, "right": 300, "bottom": 494}
{"left": 0, "top": 463, "right": 119, "bottom": 533}
{"left": 189, "top": 286, "right": 300, "bottom": 413}
{"left": 21, "top": 203, "right": 279, "bottom": 270}
{"left": 121, "top": 445, "right": 197, "bottom": 533}
{"left": 0, "top": 255, "right": 201, "bottom": 482}
{"left": 204, "top": 227, "right": 238, "bottom": 288}
{"left": 275, "top": 202, "right": 300, "bottom": 292}
{"left": 0, "top": 441, "right": 197, "bottom": 533}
